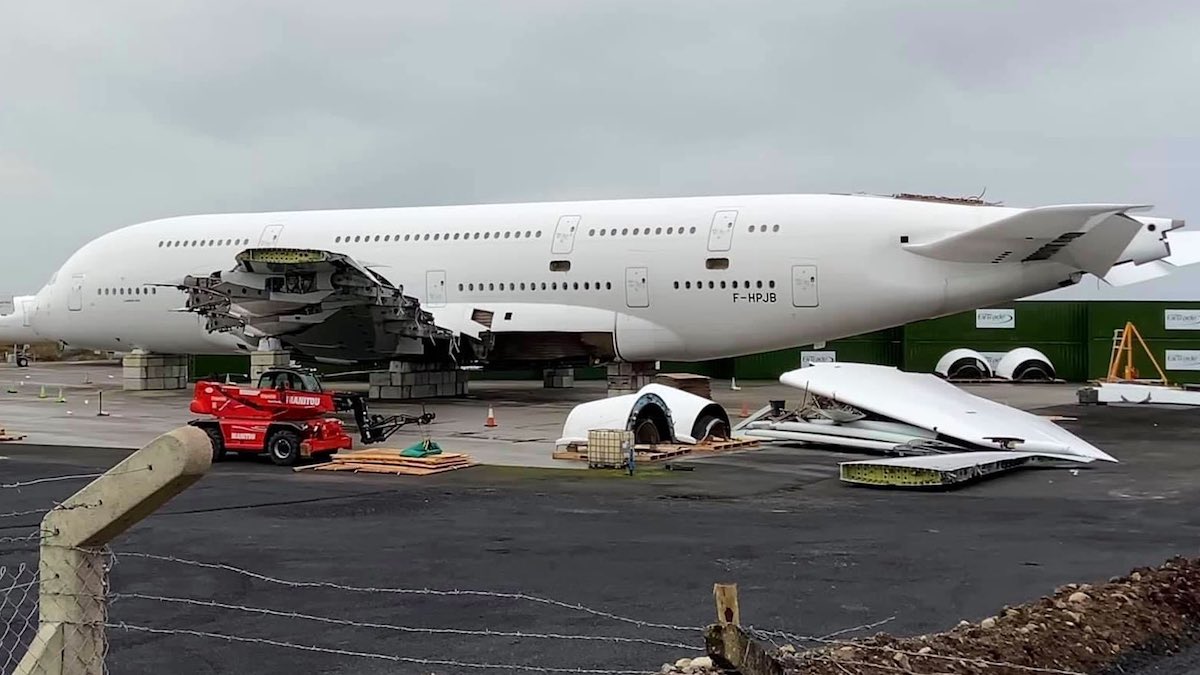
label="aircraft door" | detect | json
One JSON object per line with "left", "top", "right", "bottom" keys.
{"left": 258, "top": 224, "right": 285, "bottom": 246}
{"left": 707, "top": 210, "right": 737, "bottom": 252}
{"left": 68, "top": 274, "right": 84, "bottom": 312}
{"left": 791, "top": 265, "right": 819, "bottom": 307}
{"left": 625, "top": 267, "right": 649, "bottom": 308}
{"left": 425, "top": 270, "right": 447, "bottom": 307}
{"left": 20, "top": 299, "right": 33, "bottom": 327}
{"left": 551, "top": 215, "right": 580, "bottom": 254}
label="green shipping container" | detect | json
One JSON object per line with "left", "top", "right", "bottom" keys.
{"left": 189, "top": 354, "right": 249, "bottom": 382}
{"left": 732, "top": 329, "right": 903, "bottom": 380}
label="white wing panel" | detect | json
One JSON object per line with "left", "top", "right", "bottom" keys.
{"left": 778, "top": 362, "right": 1113, "bottom": 461}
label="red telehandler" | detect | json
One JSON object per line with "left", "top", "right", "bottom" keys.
{"left": 188, "top": 366, "right": 434, "bottom": 466}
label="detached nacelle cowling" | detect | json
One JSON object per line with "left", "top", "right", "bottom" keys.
{"left": 555, "top": 384, "right": 731, "bottom": 449}
{"left": 997, "top": 347, "right": 1056, "bottom": 382}
{"left": 935, "top": 348, "right": 994, "bottom": 380}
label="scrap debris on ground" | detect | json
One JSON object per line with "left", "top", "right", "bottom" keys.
{"left": 664, "top": 556, "right": 1200, "bottom": 674}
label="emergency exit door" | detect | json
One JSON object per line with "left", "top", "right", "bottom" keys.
{"left": 707, "top": 210, "right": 737, "bottom": 252}
{"left": 625, "top": 267, "right": 649, "bottom": 308}
{"left": 551, "top": 215, "right": 580, "bottom": 254}
{"left": 791, "top": 265, "right": 819, "bottom": 307}
{"left": 426, "top": 270, "right": 447, "bottom": 307}
{"left": 259, "top": 224, "right": 284, "bottom": 246}
{"left": 68, "top": 274, "right": 84, "bottom": 311}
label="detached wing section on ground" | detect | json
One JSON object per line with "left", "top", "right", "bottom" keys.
{"left": 177, "top": 248, "right": 461, "bottom": 363}
{"left": 742, "top": 362, "right": 1114, "bottom": 463}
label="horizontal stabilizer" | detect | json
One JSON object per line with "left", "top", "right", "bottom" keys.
{"left": 904, "top": 203, "right": 1151, "bottom": 276}
{"left": 1102, "top": 230, "right": 1200, "bottom": 287}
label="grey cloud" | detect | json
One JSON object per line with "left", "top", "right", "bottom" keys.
{"left": 1, "top": 0, "right": 1198, "bottom": 293}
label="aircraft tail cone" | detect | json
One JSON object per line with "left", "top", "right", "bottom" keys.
{"left": 484, "top": 406, "right": 498, "bottom": 428}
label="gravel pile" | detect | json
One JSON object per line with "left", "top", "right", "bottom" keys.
{"left": 664, "top": 556, "right": 1200, "bottom": 674}
{"left": 780, "top": 556, "right": 1200, "bottom": 674}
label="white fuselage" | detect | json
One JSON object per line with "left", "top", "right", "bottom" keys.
{"left": 0, "top": 295, "right": 39, "bottom": 346}
{"left": 24, "top": 193, "right": 1105, "bottom": 363}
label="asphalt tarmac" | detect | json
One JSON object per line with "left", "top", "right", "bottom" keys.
{"left": 2, "top": 402, "right": 1199, "bottom": 674}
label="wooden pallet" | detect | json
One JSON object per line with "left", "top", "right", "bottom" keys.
{"left": 553, "top": 437, "right": 760, "bottom": 463}
{"left": 295, "top": 448, "right": 477, "bottom": 476}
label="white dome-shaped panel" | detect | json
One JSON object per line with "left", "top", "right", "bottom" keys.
{"left": 997, "top": 347, "right": 1056, "bottom": 381}
{"left": 555, "top": 383, "right": 731, "bottom": 448}
{"left": 934, "top": 348, "right": 994, "bottom": 380}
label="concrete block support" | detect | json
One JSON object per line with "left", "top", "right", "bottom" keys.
{"left": 607, "top": 361, "right": 657, "bottom": 397}
{"left": 121, "top": 352, "right": 188, "bottom": 391}
{"left": 249, "top": 350, "right": 292, "bottom": 382}
{"left": 543, "top": 367, "right": 575, "bottom": 388}
{"left": 367, "top": 361, "right": 469, "bottom": 400}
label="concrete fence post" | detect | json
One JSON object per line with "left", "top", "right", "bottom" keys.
{"left": 14, "top": 426, "right": 213, "bottom": 675}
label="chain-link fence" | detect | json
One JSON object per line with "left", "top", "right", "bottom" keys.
{"left": 0, "top": 425, "right": 210, "bottom": 675}
{"left": 1, "top": 559, "right": 39, "bottom": 675}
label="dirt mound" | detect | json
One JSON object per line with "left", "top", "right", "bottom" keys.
{"left": 776, "top": 556, "right": 1200, "bottom": 674}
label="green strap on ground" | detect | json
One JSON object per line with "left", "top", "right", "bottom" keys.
{"left": 401, "top": 439, "right": 442, "bottom": 457}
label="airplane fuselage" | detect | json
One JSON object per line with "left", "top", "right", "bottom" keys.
{"left": 25, "top": 193, "right": 1119, "bottom": 364}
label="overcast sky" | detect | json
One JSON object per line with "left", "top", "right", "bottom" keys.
{"left": 2, "top": 0, "right": 1198, "bottom": 294}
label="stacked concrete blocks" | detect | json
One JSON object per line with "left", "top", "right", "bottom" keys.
{"left": 542, "top": 367, "right": 575, "bottom": 388}
{"left": 122, "top": 353, "right": 188, "bottom": 391}
{"left": 606, "top": 361, "right": 657, "bottom": 397}
{"left": 369, "top": 361, "right": 468, "bottom": 400}
{"left": 250, "top": 350, "right": 292, "bottom": 381}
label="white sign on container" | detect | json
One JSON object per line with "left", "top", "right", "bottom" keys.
{"left": 975, "top": 308, "right": 1015, "bottom": 329}
{"left": 800, "top": 351, "right": 837, "bottom": 368}
{"left": 1164, "top": 310, "right": 1200, "bottom": 330}
{"left": 1165, "top": 350, "right": 1200, "bottom": 371}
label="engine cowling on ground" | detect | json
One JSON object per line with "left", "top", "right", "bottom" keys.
{"left": 555, "top": 384, "right": 730, "bottom": 448}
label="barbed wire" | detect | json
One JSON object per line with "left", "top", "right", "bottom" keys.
{"left": 113, "top": 551, "right": 703, "bottom": 633}
{"left": 0, "top": 501, "right": 105, "bottom": 520}
{"left": 2, "top": 467, "right": 150, "bottom": 490}
{"left": 111, "top": 592, "right": 700, "bottom": 650}
{"left": 107, "top": 622, "right": 663, "bottom": 674}
{"left": 746, "top": 615, "right": 899, "bottom": 647}
{"left": 804, "top": 654, "right": 961, "bottom": 675}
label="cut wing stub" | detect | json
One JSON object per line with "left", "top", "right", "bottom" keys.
{"left": 174, "top": 248, "right": 458, "bottom": 362}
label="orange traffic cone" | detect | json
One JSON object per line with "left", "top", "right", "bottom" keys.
{"left": 739, "top": 402, "right": 750, "bottom": 418}
{"left": 484, "top": 405, "right": 498, "bottom": 428}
